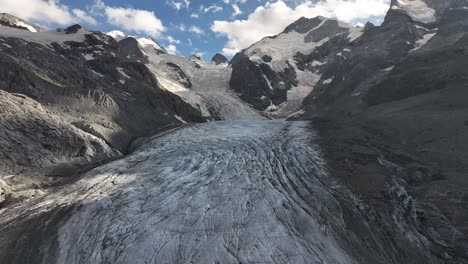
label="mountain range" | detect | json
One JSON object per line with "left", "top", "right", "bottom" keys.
{"left": 0, "top": 0, "right": 467, "bottom": 263}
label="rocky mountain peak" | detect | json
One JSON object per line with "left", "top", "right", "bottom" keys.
{"left": 190, "top": 54, "right": 204, "bottom": 61}
{"left": 282, "top": 16, "right": 326, "bottom": 34}
{"left": 135, "top": 36, "right": 167, "bottom": 55}
{"left": 0, "top": 13, "right": 46, "bottom": 32}
{"left": 211, "top": 53, "right": 228, "bottom": 65}
{"left": 62, "top": 24, "right": 85, "bottom": 34}
{"left": 107, "top": 30, "right": 128, "bottom": 41}
{"left": 386, "top": 0, "right": 468, "bottom": 25}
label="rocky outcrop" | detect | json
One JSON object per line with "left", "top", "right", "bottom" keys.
{"left": 117, "top": 37, "right": 148, "bottom": 63}
{"left": 165, "top": 62, "right": 192, "bottom": 88}
{"left": 0, "top": 90, "right": 118, "bottom": 173}
{"left": 229, "top": 51, "right": 299, "bottom": 111}
{"left": 211, "top": 53, "right": 228, "bottom": 65}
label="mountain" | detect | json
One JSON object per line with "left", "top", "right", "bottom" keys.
{"left": 226, "top": 0, "right": 468, "bottom": 261}
{"left": 0, "top": 14, "right": 262, "bottom": 204}
{"left": 0, "top": 13, "right": 46, "bottom": 32}
{"left": 0, "top": 20, "right": 207, "bottom": 179}
{"left": 211, "top": 53, "right": 228, "bottom": 65}
{"left": 229, "top": 16, "right": 362, "bottom": 117}
{"left": 0, "top": 2, "right": 468, "bottom": 263}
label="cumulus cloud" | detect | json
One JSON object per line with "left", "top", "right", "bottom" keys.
{"left": 93, "top": 1, "right": 165, "bottom": 37}
{"left": 1, "top": 0, "right": 97, "bottom": 26}
{"left": 212, "top": 0, "right": 390, "bottom": 56}
{"left": 167, "top": 36, "right": 181, "bottom": 44}
{"left": 177, "top": 24, "right": 186, "bottom": 31}
{"left": 166, "top": 44, "right": 178, "bottom": 55}
{"left": 105, "top": 7, "right": 165, "bottom": 37}
{"left": 72, "top": 9, "right": 97, "bottom": 25}
{"left": 189, "top": 25, "right": 205, "bottom": 35}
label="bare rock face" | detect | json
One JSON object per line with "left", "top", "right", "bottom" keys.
{"left": 0, "top": 90, "right": 119, "bottom": 176}
{"left": 211, "top": 53, "right": 228, "bottom": 65}
{"left": 117, "top": 37, "right": 148, "bottom": 63}
{"left": 301, "top": 0, "right": 468, "bottom": 117}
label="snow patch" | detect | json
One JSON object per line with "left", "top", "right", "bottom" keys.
{"left": 174, "top": 114, "right": 187, "bottom": 123}
{"left": 323, "top": 77, "right": 334, "bottom": 84}
{"left": 82, "top": 53, "right": 94, "bottom": 61}
{"left": 116, "top": 67, "right": 130, "bottom": 79}
{"left": 106, "top": 30, "right": 127, "bottom": 41}
{"left": 0, "top": 25, "right": 89, "bottom": 47}
{"left": 410, "top": 32, "right": 436, "bottom": 52}
{"left": 392, "top": 0, "right": 436, "bottom": 23}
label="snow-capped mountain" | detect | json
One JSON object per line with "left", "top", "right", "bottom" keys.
{"left": 0, "top": 19, "right": 207, "bottom": 178}
{"left": 1, "top": 1, "right": 468, "bottom": 263}
{"left": 0, "top": 13, "right": 46, "bottom": 32}
{"left": 229, "top": 16, "right": 362, "bottom": 118}
{"left": 211, "top": 53, "right": 228, "bottom": 65}
{"left": 107, "top": 30, "right": 167, "bottom": 54}
{"left": 105, "top": 30, "right": 262, "bottom": 121}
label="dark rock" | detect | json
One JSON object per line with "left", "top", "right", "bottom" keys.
{"left": 283, "top": 16, "right": 324, "bottom": 34}
{"left": 211, "top": 53, "right": 228, "bottom": 65}
{"left": 304, "top": 19, "right": 349, "bottom": 43}
{"left": 166, "top": 62, "right": 192, "bottom": 88}
{"left": 261, "top": 55, "right": 272, "bottom": 63}
{"left": 229, "top": 53, "right": 272, "bottom": 110}
{"left": 117, "top": 37, "right": 148, "bottom": 63}
{"left": 64, "top": 24, "right": 83, "bottom": 34}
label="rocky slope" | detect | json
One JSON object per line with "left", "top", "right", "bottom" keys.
{"left": 0, "top": 18, "right": 208, "bottom": 206}
{"left": 292, "top": 0, "right": 468, "bottom": 261}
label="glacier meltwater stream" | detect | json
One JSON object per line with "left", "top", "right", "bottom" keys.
{"left": 5, "top": 121, "right": 366, "bottom": 264}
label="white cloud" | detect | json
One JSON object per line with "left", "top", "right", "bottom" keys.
{"left": 0, "top": 0, "right": 79, "bottom": 25}
{"left": 166, "top": 44, "right": 177, "bottom": 55}
{"left": 232, "top": 4, "right": 242, "bottom": 17}
{"left": 212, "top": 0, "right": 390, "bottom": 56}
{"left": 167, "top": 36, "right": 181, "bottom": 44}
{"left": 168, "top": 0, "right": 190, "bottom": 10}
{"left": 191, "top": 13, "right": 199, "bottom": 18}
{"left": 94, "top": 1, "right": 165, "bottom": 37}
{"left": 200, "top": 4, "right": 223, "bottom": 13}
{"left": 72, "top": 9, "right": 97, "bottom": 25}
{"left": 194, "top": 51, "right": 205, "bottom": 58}
{"left": 189, "top": 25, "right": 205, "bottom": 35}
{"left": 177, "top": 24, "right": 186, "bottom": 31}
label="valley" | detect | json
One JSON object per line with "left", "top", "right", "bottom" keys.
{"left": 0, "top": 0, "right": 467, "bottom": 263}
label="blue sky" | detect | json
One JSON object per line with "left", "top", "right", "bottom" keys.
{"left": 2, "top": 0, "right": 391, "bottom": 60}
